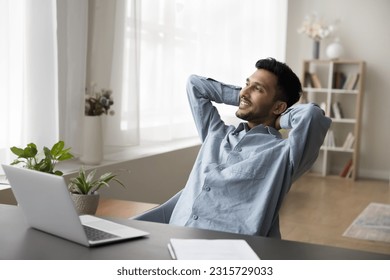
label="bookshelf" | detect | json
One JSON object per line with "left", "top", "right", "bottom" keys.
{"left": 301, "top": 60, "right": 365, "bottom": 180}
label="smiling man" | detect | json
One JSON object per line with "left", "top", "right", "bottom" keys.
{"left": 169, "top": 57, "right": 331, "bottom": 238}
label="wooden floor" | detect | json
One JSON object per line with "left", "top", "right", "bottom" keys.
{"left": 280, "top": 175, "right": 390, "bottom": 255}
{"left": 96, "top": 198, "right": 158, "bottom": 219}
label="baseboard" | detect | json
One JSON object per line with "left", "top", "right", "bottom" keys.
{"left": 358, "top": 168, "right": 390, "bottom": 181}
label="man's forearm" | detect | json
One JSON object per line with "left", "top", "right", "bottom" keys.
{"left": 186, "top": 75, "right": 240, "bottom": 141}
{"left": 187, "top": 75, "right": 240, "bottom": 105}
{"left": 280, "top": 103, "right": 332, "bottom": 180}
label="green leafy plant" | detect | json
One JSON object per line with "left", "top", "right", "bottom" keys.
{"left": 10, "top": 141, "right": 74, "bottom": 176}
{"left": 68, "top": 167, "right": 124, "bottom": 195}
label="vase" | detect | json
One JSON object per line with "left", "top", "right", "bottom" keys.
{"left": 80, "top": 116, "right": 103, "bottom": 165}
{"left": 326, "top": 41, "right": 344, "bottom": 59}
{"left": 313, "top": 40, "right": 320, "bottom": 59}
{"left": 70, "top": 193, "right": 100, "bottom": 215}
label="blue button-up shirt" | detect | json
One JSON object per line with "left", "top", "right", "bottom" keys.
{"left": 169, "top": 75, "right": 331, "bottom": 237}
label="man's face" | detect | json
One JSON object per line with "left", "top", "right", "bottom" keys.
{"left": 236, "top": 69, "right": 280, "bottom": 128}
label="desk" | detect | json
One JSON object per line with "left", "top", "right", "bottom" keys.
{"left": 1, "top": 204, "right": 389, "bottom": 260}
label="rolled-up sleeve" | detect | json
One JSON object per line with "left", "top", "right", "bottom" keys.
{"left": 186, "top": 75, "right": 241, "bottom": 141}
{"left": 280, "top": 103, "right": 332, "bottom": 181}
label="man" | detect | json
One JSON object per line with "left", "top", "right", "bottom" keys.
{"left": 169, "top": 57, "right": 331, "bottom": 237}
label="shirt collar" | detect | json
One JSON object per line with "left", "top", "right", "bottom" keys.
{"left": 233, "top": 122, "right": 282, "bottom": 137}
{"left": 232, "top": 122, "right": 247, "bottom": 134}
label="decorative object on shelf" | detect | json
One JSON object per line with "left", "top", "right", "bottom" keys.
{"left": 10, "top": 141, "right": 74, "bottom": 176}
{"left": 298, "top": 12, "right": 335, "bottom": 59}
{"left": 313, "top": 40, "right": 320, "bottom": 60}
{"left": 80, "top": 115, "right": 103, "bottom": 165}
{"left": 68, "top": 167, "right": 124, "bottom": 215}
{"left": 326, "top": 38, "right": 344, "bottom": 59}
{"left": 81, "top": 83, "right": 115, "bottom": 165}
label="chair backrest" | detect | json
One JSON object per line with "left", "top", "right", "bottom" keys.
{"left": 132, "top": 190, "right": 182, "bottom": 223}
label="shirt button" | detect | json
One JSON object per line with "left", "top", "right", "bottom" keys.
{"left": 236, "top": 147, "right": 242, "bottom": 152}
{"left": 205, "top": 187, "right": 211, "bottom": 192}
{"left": 193, "top": 215, "right": 198, "bottom": 220}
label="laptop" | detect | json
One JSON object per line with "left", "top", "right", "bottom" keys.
{"left": 2, "top": 164, "right": 149, "bottom": 247}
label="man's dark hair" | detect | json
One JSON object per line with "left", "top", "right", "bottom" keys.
{"left": 255, "top": 57, "right": 302, "bottom": 108}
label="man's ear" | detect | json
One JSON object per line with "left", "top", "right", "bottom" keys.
{"left": 273, "top": 101, "right": 287, "bottom": 115}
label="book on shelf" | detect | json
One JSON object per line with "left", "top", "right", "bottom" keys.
{"left": 304, "top": 72, "right": 313, "bottom": 87}
{"left": 325, "top": 130, "right": 336, "bottom": 147}
{"left": 332, "top": 102, "right": 344, "bottom": 119}
{"left": 342, "top": 132, "right": 355, "bottom": 150}
{"left": 343, "top": 73, "right": 360, "bottom": 90}
{"left": 310, "top": 73, "right": 322, "bottom": 88}
{"left": 351, "top": 73, "right": 360, "bottom": 89}
{"left": 333, "top": 71, "right": 347, "bottom": 89}
{"left": 340, "top": 158, "right": 353, "bottom": 177}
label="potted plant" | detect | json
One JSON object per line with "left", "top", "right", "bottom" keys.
{"left": 68, "top": 167, "right": 124, "bottom": 215}
{"left": 81, "top": 84, "right": 115, "bottom": 165}
{"left": 84, "top": 85, "right": 115, "bottom": 116}
{"left": 10, "top": 141, "right": 74, "bottom": 176}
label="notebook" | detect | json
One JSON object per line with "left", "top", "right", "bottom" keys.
{"left": 2, "top": 164, "right": 149, "bottom": 247}
{"left": 168, "top": 238, "right": 260, "bottom": 260}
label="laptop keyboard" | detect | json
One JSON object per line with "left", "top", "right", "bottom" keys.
{"left": 83, "top": 225, "right": 119, "bottom": 241}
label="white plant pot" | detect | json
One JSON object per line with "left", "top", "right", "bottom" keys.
{"left": 70, "top": 193, "right": 100, "bottom": 215}
{"left": 80, "top": 116, "right": 103, "bottom": 165}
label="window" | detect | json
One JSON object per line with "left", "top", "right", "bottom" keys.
{"left": 0, "top": 0, "right": 59, "bottom": 165}
{"left": 1, "top": 0, "right": 287, "bottom": 166}
{"left": 103, "top": 0, "right": 287, "bottom": 144}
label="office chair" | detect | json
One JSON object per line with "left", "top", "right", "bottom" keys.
{"left": 131, "top": 190, "right": 182, "bottom": 223}
{"left": 131, "top": 189, "right": 281, "bottom": 238}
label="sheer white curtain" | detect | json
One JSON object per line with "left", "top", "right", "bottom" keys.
{"left": 1, "top": 0, "right": 287, "bottom": 166}
{"left": 0, "top": 0, "right": 88, "bottom": 166}
{"left": 57, "top": 0, "right": 88, "bottom": 155}
{"left": 0, "top": 0, "right": 59, "bottom": 164}
{"left": 86, "top": 0, "right": 140, "bottom": 147}
{"left": 107, "top": 0, "right": 140, "bottom": 147}
{"left": 97, "top": 0, "right": 287, "bottom": 146}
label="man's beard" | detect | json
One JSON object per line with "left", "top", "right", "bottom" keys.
{"left": 235, "top": 107, "right": 257, "bottom": 122}
{"left": 235, "top": 109, "right": 248, "bottom": 121}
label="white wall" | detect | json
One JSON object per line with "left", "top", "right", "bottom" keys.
{"left": 286, "top": 0, "right": 390, "bottom": 180}
{"left": 63, "top": 145, "right": 200, "bottom": 204}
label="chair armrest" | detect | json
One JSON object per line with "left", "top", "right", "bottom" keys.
{"left": 131, "top": 190, "right": 182, "bottom": 224}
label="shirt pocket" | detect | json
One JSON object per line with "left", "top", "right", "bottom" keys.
{"left": 230, "top": 164, "right": 267, "bottom": 180}
{"left": 229, "top": 148, "right": 273, "bottom": 180}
